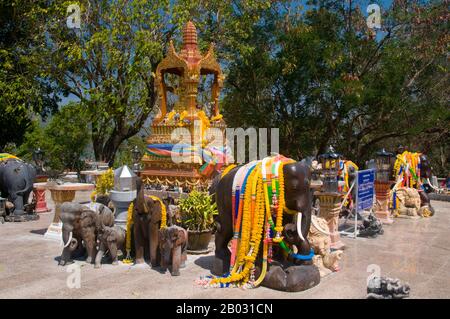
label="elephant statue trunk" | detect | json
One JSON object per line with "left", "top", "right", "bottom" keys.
{"left": 60, "top": 231, "right": 78, "bottom": 266}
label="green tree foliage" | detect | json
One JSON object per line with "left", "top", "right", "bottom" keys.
{"left": 222, "top": 0, "right": 449, "bottom": 174}
{"left": 0, "top": 0, "right": 59, "bottom": 149}
{"left": 31, "top": 0, "right": 270, "bottom": 164}
{"left": 19, "top": 103, "right": 89, "bottom": 171}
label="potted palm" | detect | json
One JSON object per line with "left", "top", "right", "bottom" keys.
{"left": 179, "top": 190, "right": 217, "bottom": 253}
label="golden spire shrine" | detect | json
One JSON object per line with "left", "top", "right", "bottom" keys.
{"left": 141, "top": 21, "right": 228, "bottom": 188}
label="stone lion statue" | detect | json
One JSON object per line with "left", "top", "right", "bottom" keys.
{"left": 395, "top": 187, "right": 429, "bottom": 218}
{"left": 307, "top": 215, "right": 343, "bottom": 277}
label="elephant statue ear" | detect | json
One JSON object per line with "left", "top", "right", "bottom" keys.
{"left": 80, "top": 209, "right": 95, "bottom": 227}
{"left": 175, "top": 228, "right": 186, "bottom": 246}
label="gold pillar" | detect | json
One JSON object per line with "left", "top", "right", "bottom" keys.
{"left": 317, "top": 192, "right": 345, "bottom": 250}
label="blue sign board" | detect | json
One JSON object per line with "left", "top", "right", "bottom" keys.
{"left": 356, "top": 169, "right": 375, "bottom": 211}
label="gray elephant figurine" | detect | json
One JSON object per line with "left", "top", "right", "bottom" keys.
{"left": 158, "top": 225, "right": 188, "bottom": 276}
{"left": 95, "top": 225, "right": 126, "bottom": 268}
{"left": 0, "top": 157, "right": 37, "bottom": 217}
{"left": 59, "top": 202, "right": 114, "bottom": 266}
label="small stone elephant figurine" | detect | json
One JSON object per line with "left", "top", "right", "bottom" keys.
{"left": 158, "top": 225, "right": 188, "bottom": 276}
{"left": 95, "top": 225, "right": 126, "bottom": 268}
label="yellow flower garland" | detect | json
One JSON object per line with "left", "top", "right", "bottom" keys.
{"left": 221, "top": 164, "right": 237, "bottom": 178}
{"left": 210, "top": 164, "right": 266, "bottom": 286}
{"left": 209, "top": 156, "right": 295, "bottom": 288}
{"left": 210, "top": 114, "right": 223, "bottom": 121}
{"left": 90, "top": 190, "right": 97, "bottom": 202}
{"left": 122, "top": 202, "right": 134, "bottom": 264}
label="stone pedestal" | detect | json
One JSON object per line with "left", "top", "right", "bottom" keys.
{"left": 42, "top": 183, "right": 95, "bottom": 241}
{"left": 33, "top": 183, "right": 50, "bottom": 213}
{"left": 44, "top": 189, "right": 76, "bottom": 241}
{"left": 375, "top": 181, "right": 393, "bottom": 224}
{"left": 110, "top": 190, "right": 137, "bottom": 230}
{"left": 317, "top": 192, "right": 345, "bottom": 250}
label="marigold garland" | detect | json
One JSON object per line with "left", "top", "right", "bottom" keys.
{"left": 208, "top": 156, "right": 301, "bottom": 288}
{"left": 145, "top": 195, "right": 167, "bottom": 229}
{"left": 122, "top": 202, "right": 134, "bottom": 264}
{"left": 221, "top": 164, "right": 237, "bottom": 178}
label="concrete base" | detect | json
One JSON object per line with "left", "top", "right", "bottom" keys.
{"left": 375, "top": 210, "right": 394, "bottom": 224}
{"left": 375, "top": 181, "right": 394, "bottom": 225}
{"left": 44, "top": 222, "right": 63, "bottom": 243}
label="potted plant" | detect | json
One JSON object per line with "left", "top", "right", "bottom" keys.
{"left": 179, "top": 190, "right": 218, "bottom": 253}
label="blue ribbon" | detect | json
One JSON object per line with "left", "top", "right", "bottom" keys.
{"left": 290, "top": 249, "right": 315, "bottom": 261}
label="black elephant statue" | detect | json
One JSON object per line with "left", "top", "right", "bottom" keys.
{"left": 209, "top": 158, "right": 320, "bottom": 291}
{"left": 95, "top": 225, "right": 126, "bottom": 268}
{"left": 416, "top": 154, "right": 435, "bottom": 216}
{"left": 0, "top": 157, "right": 37, "bottom": 219}
{"left": 59, "top": 202, "right": 114, "bottom": 265}
{"left": 158, "top": 225, "right": 188, "bottom": 276}
{"left": 133, "top": 178, "right": 173, "bottom": 267}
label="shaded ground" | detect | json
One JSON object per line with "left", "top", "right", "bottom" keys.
{"left": 0, "top": 190, "right": 449, "bottom": 299}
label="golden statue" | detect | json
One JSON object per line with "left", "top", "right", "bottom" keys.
{"left": 140, "top": 21, "right": 228, "bottom": 188}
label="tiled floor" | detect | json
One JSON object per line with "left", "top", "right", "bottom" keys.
{"left": 0, "top": 190, "right": 449, "bottom": 299}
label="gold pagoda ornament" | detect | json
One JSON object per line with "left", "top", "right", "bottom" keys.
{"left": 141, "top": 21, "right": 228, "bottom": 189}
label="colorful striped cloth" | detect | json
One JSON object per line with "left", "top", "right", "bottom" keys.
{"left": 146, "top": 144, "right": 232, "bottom": 176}
{"left": 0, "top": 153, "right": 19, "bottom": 162}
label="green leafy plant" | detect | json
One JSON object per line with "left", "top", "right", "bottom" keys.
{"left": 179, "top": 190, "right": 218, "bottom": 232}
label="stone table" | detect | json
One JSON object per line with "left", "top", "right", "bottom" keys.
{"left": 43, "top": 183, "right": 95, "bottom": 241}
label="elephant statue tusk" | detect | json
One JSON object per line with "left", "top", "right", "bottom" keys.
{"left": 63, "top": 231, "right": 73, "bottom": 248}
{"left": 296, "top": 212, "right": 305, "bottom": 242}
{"left": 311, "top": 216, "right": 331, "bottom": 236}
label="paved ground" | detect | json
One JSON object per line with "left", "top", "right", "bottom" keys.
{"left": 0, "top": 190, "right": 449, "bottom": 299}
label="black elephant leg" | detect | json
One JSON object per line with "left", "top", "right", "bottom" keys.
{"left": 213, "top": 220, "right": 233, "bottom": 276}
{"left": 11, "top": 194, "right": 25, "bottom": 215}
